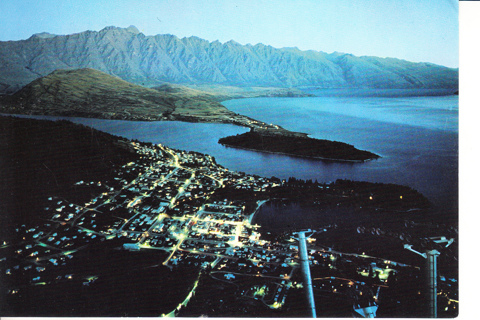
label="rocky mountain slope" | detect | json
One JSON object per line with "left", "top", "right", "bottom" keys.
{"left": 0, "top": 26, "right": 458, "bottom": 94}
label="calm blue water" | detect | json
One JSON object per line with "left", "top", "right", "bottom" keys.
{"left": 8, "top": 90, "right": 458, "bottom": 219}
{"left": 222, "top": 92, "right": 458, "bottom": 218}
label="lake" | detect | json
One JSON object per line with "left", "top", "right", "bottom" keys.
{"left": 9, "top": 89, "right": 458, "bottom": 221}
{"left": 223, "top": 90, "right": 458, "bottom": 220}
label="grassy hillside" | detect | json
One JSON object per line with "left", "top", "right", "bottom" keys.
{"left": 153, "top": 83, "right": 313, "bottom": 102}
{"left": 0, "top": 68, "right": 239, "bottom": 122}
{"left": 0, "top": 68, "right": 300, "bottom": 133}
{"left": 0, "top": 68, "right": 175, "bottom": 120}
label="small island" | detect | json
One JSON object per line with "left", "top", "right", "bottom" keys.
{"left": 219, "top": 130, "right": 380, "bottom": 162}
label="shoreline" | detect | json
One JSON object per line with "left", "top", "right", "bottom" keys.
{"left": 2, "top": 112, "right": 379, "bottom": 163}
{"left": 248, "top": 199, "right": 269, "bottom": 225}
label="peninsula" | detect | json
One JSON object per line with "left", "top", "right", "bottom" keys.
{"left": 0, "top": 68, "right": 307, "bottom": 134}
{"left": 219, "top": 130, "right": 380, "bottom": 162}
{"left": 0, "top": 68, "right": 380, "bottom": 161}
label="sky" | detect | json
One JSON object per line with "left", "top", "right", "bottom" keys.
{"left": 0, "top": 0, "right": 459, "bottom": 68}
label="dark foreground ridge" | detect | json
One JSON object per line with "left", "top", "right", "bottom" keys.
{"left": 219, "top": 130, "right": 380, "bottom": 162}
{"left": 0, "top": 115, "right": 138, "bottom": 230}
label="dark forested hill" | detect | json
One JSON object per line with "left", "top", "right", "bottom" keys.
{"left": 0, "top": 26, "right": 458, "bottom": 94}
{"left": 0, "top": 116, "right": 139, "bottom": 239}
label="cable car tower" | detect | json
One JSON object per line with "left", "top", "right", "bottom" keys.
{"left": 404, "top": 236, "right": 454, "bottom": 318}
{"left": 293, "top": 229, "right": 317, "bottom": 318}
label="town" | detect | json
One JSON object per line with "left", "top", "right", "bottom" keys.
{"left": 0, "top": 139, "right": 458, "bottom": 317}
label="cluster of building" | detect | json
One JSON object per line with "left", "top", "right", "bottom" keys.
{"left": 0, "top": 140, "right": 458, "bottom": 316}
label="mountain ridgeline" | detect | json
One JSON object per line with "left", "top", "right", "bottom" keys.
{"left": 0, "top": 25, "right": 458, "bottom": 94}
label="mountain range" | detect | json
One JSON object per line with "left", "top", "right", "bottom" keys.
{"left": 0, "top": 25, "right": 458, "bottom": 94}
